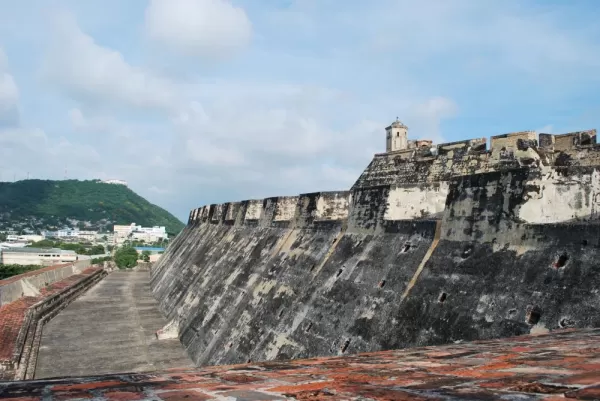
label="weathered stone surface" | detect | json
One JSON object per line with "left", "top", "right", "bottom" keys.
{"left": 156, "top": 129, "right": 600, "bottom": 369}
{"left": 2, "top": 328, "right": 600, "bottom": 400}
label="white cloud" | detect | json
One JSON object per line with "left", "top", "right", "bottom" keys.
{"left": 0, "top": 47, "right": 19, "bottom": 126}
{"left": 43, "top": 12, "right": 179, "bottom": 112}
{"left": 145, "top": 0, "right": 252, "bottom": 59}
{"left": 0, "top": 126, "right": 102, "bottom": 181}
{"left": 11, "top": 0, "right": 596, "bottom": 221}
{"left": 537, "top": 124, "right": 553, "bottom": 133}
{"left": 408, "top": 97, "right": 459, "bottom": 143}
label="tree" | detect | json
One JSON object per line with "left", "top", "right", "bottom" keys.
{"left": 0, "top": 233, "right": 6, "bottom": 242}
{"left": 114, "top": 246, "right": 138, "bottom": 269}
{"left": 141, "top": 250, "right": 151, "bottom": 263}
{"left": 31, "top": 239, "right": 57, "bottom": 248}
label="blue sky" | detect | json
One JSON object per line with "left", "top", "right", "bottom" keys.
{"left": 1, "top": 0, "right": 600, "bottom": 221}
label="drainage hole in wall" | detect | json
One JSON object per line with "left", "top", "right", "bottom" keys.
{"left": 527, "top": 306, "right": 542, "bottom": 325}
{"left": 582, "top": 239, "right": 589, "bottom": 246}
{"left": 305, "top": 322, "right": 313, "bottom": 333}
{"left": 278, "top": 309, "right": 285, "bottom": 318}
{"left": 378, "top": 280, "right": 386, "bottom": 288}
{"left": 461, "top": 245, "right": 473, "bottom": 259}
{"left": 336, "top": 269, "right": 343, "bottom": 277}
{"left": 310, "top": 264, "right": 316, "bottom": 272}
{"left": 341, "top": 339, "right": 351, "bottom": 353}
{"left": 559, "top": 317, "right": 575, "bottom": 328}
{"left": 553, "top": 252, "right": 569, "bottom": 268}
{"left": 508, "top": 308, "right": 517, "bottom": 316}
{"left": 438, "top": 292, "right": 447, "bottom": 303}
{"left": 402, "top": 244, "right": 411, "bottom": 253}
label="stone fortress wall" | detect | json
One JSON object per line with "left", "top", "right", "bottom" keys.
{"left": 151, "top": 125, "right": 600, "bottom": 368}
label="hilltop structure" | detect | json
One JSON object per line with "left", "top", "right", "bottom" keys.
{"left": 100, "top": 179, "right": 128, "bottom": 186}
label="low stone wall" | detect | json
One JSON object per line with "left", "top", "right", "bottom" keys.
{"left": 0, "top": 267, "right": 106, "bottom": 380}
{"left": 0, "top": 260, "right": 92, "bottom": 306}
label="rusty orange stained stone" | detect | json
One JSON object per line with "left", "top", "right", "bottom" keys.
{"left": 0, "top": 328, "right": 599, "bottom": 400}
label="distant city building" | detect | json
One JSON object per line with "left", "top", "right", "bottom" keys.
{"left": 0, "top": 242, "right": 29, "bottom": 249}
{"left": 44, "top": 229, "right": 98, "bottom": 242}
{"left": 77, "top": 231, "right": 97, "bottom": 242}
{"left": 113, "top": 223, "right": 168, "bottom": 245}
{"left": 101, "top": 179, "right": 128, "bottom": 186}
{"left": 6, "top": 234, "right": 44, "bottom": 243}
{"left": 45, "top": 229, "right": 78, "bottom": 238}
{"left": 95, "top": 233, "right": 114, "bottom": 243}
{"left": 0, "top": 247, "right": 77, "bottom": 266}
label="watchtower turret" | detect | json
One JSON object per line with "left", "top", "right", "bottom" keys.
{"left": 386, "top": 118, "right": 408, "bottom": 152}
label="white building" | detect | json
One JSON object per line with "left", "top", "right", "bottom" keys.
{"left": 102, "top": 179, "right": 128, "bottom": 186}
{"left": 95, "top": 233, "right": 114, "bottom": 243}
{"left": 0, "top": 242, "right": 29, "bottom": 249}
{"left": 55, "top": 229, "right": 80, "bottom": 238}
{"left": 7, "top": 235, "right": 45, "bottom": 243}
{"left": 0, "top": 248, "right": 78, "bottom": 266}
{"left": 113, "top": 223, "right": 168, "bottom": 245}
{"left": 77, "top": 230, "right": 98, "bottom": 242}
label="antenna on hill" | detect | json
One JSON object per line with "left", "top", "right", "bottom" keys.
{"left": 64, "top": 166, "right": 67, "bottom": 180}
{"left": 26, "top": 172, "right": 30, "bottom": 180}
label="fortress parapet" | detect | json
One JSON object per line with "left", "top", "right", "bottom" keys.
{"left": 188, "top": 122, "right": 600, "bottom": 233}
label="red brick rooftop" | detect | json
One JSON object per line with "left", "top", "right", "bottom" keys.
{"left": 0, "top": 267, "right": 101, "bottom": 363}
{"left": 1, "top": 328, "right": 599, "bottom": 400}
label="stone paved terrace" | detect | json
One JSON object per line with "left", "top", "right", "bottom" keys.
{"left": 2, "top": 328, "right": 600, "bottom": 400}
{"left": 0, "top": 266, "right": 102, "bottom": 373}
{"left": 35, "top": 270, "right": 193, "bottom": 379}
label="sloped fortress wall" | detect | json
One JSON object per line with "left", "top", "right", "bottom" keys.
{"left": 153, "top": 128, "right": 600, "bottom": 367}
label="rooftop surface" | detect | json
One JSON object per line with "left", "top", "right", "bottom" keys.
{"left": 0, "top": 247, "right": 75, "bottom": 254}
{"left": 2, "top": 328, "right": 599, "bottom": 400}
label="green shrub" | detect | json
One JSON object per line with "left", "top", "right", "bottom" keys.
{"left": 91, "top": 256, "right": 112, "bottom": 265}
{"left": 114, "top": 246, "right": 138, "bottom": 269}
{"left": 0, "top": 264, "right": 43, "bottom": 280}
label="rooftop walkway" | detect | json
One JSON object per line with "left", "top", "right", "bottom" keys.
{"left": 35, "top": 270, "right": 192, "bottom": 379}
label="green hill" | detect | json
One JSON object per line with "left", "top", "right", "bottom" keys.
{"left": 0, "top": 179, "right": 184, "bottom": 235}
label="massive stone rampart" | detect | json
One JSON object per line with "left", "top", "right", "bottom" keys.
{"left": 152, "top": 128, "right": 600, "bottom": 367}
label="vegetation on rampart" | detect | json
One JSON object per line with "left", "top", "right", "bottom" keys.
{"left": 0, "top": 264, "right": 42, "bottom": 280}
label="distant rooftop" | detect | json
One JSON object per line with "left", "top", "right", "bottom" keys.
{"left": 2, "top": 247, "right": 75, "bottom": 254}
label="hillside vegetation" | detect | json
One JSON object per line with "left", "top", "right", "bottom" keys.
{"left": 0, "top": 179, "right": 184, "bottom": 235}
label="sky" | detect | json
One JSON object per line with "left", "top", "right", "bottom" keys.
{"left": 1, "top": 0, "right": 600, "bottom": 222}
